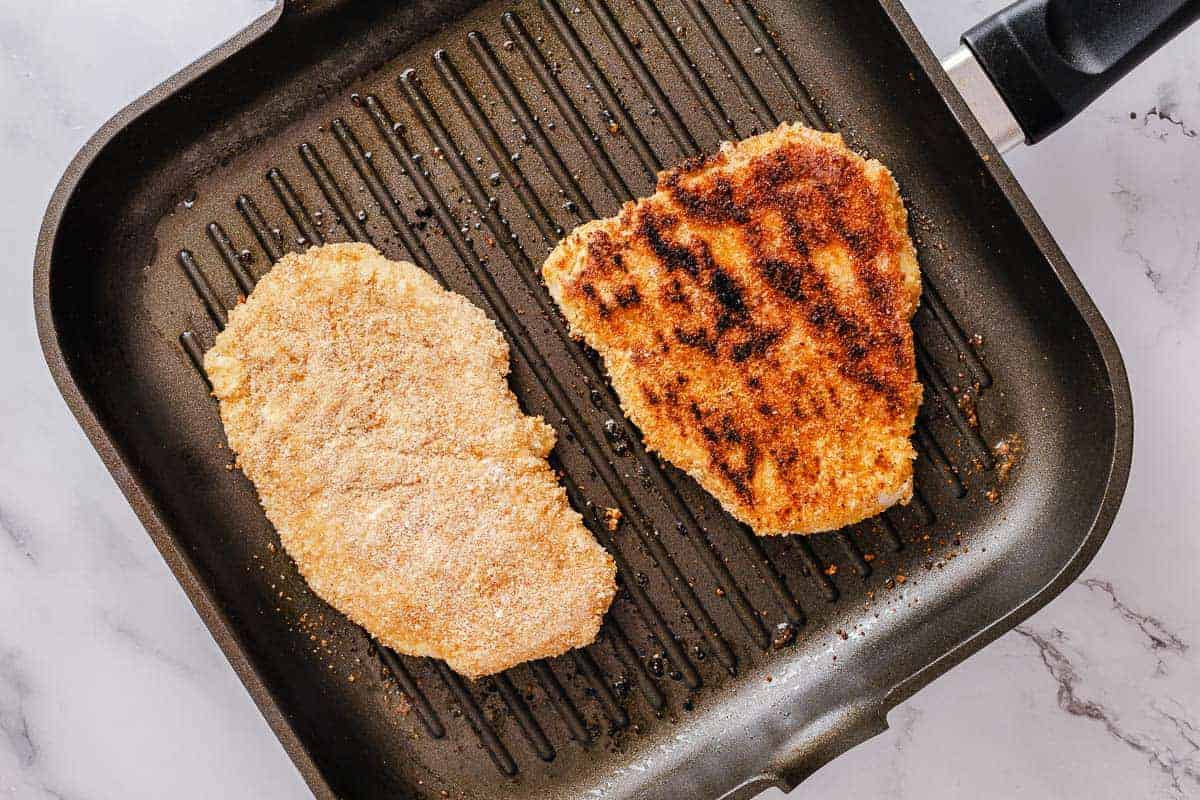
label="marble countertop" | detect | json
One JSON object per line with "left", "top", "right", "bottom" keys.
{"left": 2, "top": 1, "right": 1196, "bottom": 798}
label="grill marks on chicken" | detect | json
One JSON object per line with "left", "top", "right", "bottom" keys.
{"left": 544, "top": 123, "right": 922, "bottom": 535}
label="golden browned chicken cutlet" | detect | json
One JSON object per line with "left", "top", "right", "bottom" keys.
{"left": 204, "top": 243, "right": 615, "bottom": 677}
{"left": 544, "top": 123, "right": 922, "bottom": 535}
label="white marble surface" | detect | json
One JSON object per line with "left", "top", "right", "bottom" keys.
{"left": 1, "top": 1, "right": 1197, "bottom": 798}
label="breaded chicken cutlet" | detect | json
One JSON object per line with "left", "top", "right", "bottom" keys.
{"left": 544, "top": 123, "right": 922, "bottom": 535}
{"left": 204, "top": 243, "right": 616, "bottom": 677}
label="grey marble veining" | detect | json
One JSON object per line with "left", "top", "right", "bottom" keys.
{"left": 1, "top": 1, "right": 1197, "bottom": 798}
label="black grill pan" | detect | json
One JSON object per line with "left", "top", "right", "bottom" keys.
{"left": 35, "top": 1, "right": 1135, "bottom": 798}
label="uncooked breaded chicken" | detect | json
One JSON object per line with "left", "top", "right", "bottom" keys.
{"left": 204, "top": 243, "right": 615, "bottom": 677}
{"left": 544, "top": 123, "right": 922, "bottom": 535}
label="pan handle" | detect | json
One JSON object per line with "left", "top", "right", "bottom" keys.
{"left": 946, "top": 0, "right": 1200, "bottom": 149}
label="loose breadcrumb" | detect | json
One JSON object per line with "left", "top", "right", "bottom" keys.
{"left": 603, "top": 507, "right": 622, "bottom": 531}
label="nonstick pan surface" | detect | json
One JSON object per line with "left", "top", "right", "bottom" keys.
{"left": 34, "top": 1, "right": 1131, "bottom": 798}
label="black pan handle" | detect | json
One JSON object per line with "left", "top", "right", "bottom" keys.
{"left": 960, "top": 0, "right": 1200, "bottom": 145}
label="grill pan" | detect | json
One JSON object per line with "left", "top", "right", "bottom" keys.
{"left": 34, "top": 1, "right": 1139, "bottom": 797}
